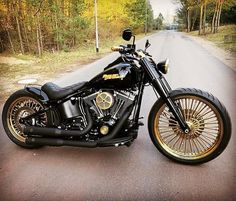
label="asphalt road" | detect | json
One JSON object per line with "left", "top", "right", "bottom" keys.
{"left": 0, "top": 31, "right": 235, "bottom": 201}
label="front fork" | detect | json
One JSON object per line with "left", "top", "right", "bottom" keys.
{"left": 141, "top": 58, "right": 190, "bottom": 133}
{"left": 153, "top": 76, "right": 190, "bottom": 133}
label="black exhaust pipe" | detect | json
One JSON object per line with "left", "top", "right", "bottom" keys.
{"left": 23, "top": 105, "right": 93, "bottom": 137}
{"left": 26, "top": 137, "right": 97, "bottom": 147}
{"left": 24, "top": 126, "right": 86, "bottom": 137}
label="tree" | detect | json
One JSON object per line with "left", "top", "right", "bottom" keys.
{"left": 175, "top": 0, "right": 235, "bottom": 34}
{"left": 154, "top": 13, "right": 164, "bottom": 30}
{"left": 175, "top": 0, "right": 199, "bottom": 32}
{"left": 126, "top": 0, "right": 154, "bottom": 33}
{"left": 220, "top": 4, "right": 236, "bottom": 24}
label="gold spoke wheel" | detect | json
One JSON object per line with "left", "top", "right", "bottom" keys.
{"left": 149, "top": 89, "right": 231, "bottom": 164}
{"left": 154, "top": 96, "right": 223, "bottom": 160}
{"left": 7, "top": 97, "right": 47, "bottom": 143}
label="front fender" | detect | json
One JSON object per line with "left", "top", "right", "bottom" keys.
{"left": 25, "top": 85, "right": 49, "bottom": 104}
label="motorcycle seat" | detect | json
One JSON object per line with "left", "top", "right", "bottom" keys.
{"left": 41, "top": 82, "right": 87, "bottom": 100}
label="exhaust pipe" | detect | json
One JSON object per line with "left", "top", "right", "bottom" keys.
{"left": 23, "top": 105, "right": 93, "bottom": 137}
{"left": 26, "top": 137, "right": 97, "bottom": 147}
{"left": 24, "top": 126, "right": 87, "bottom": 137}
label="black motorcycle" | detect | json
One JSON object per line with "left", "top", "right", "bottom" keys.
{"left": 2, "top": 29, "right": 231, "bottom": 164}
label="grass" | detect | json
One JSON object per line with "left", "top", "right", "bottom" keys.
{"left": 0, "top": 33, "right": 148, "bottom": 103}
{"left": 189, "top": 25, "right": 236, "bottom": 53}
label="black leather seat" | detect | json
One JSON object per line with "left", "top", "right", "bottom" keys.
{"left": 41, "top": 82, "right": 87, "bottom": 100}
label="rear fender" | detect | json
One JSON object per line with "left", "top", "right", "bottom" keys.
{"left": 25, "top": 86, "right": 49, "bottom": 104}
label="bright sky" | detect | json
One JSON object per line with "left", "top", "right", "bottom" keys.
{"left": 149, "top": 0, "right": 179, "bottom": 23}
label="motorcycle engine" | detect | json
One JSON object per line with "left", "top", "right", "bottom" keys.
{"left": 83, "top": 89, "right": 135, "bottom": 136}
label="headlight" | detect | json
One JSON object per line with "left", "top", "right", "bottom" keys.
{"left": 157, "top": 59, "right": 169, "bottom": 74}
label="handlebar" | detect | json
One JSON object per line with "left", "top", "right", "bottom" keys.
{"left": 111, "top": 44, "right": 151, "bottom": 62}
{"left": 111, "top": 44, "right": 136, "bottom": 53}
{"left": 111, "top": 46, "right": 124, "bottom": 52}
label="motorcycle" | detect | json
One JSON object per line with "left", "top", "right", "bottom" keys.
{"left": 2, "top": 29, "right": 231, "bottom": 164}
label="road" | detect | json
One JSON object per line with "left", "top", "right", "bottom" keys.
{"left": 0, "top": 31, "right": 235, "bottom": 201}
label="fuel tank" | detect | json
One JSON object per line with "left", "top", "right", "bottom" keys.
{"left": 88, "top": 58, "right": 138, "bottom": 89}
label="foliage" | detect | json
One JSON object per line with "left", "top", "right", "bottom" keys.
{"left": 153, "top": 13, "right": 164, "bottom": 30}
{"left": 126, "top": 0, "right": 154, "bottom": 32}
{"left": 0, "top": 0, "right": 154, "bottom": 55}
{"left": 175, "top": 0, "right": 236, "bottom": 34}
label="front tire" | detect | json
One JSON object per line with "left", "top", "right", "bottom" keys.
{"left": 148, "top": 88, "right": 231, "bottom": 164}
{"left": 2, "top": 89, "right": 48, "bottom": 148}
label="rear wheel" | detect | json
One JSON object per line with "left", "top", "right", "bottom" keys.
{"left": 2, "top": 89, "right": 48, "bottom": 148}
{"left": 148, "top": 88, "right": 231, "bottom": 164}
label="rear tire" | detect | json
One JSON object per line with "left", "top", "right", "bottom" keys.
{"left": 148, "top": 88, "right": 231, "bottom": 164}
{"left": 2, "top": 89, "right": 48, "bottom": 148}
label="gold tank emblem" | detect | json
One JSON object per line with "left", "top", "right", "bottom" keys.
{"left": 103, "top": 74, "right": 124, "bottom": 80}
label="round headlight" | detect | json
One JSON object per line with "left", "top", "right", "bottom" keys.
{"left": 157, "top": 59, "right": 169, "bottom": 74}
{"left": 164, "top": 59, "right": 169, "bottom": 74}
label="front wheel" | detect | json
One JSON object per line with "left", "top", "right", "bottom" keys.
{"left": 148, "top": 88, "right": 231, "bottom": 164}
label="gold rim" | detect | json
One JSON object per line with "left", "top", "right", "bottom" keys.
{"left": 154, "top": 95, "right": 223, "bottom": 160}
{"left": 7, "top": 97, "right": 47, "bottom": 142}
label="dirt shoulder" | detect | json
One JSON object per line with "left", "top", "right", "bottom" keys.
{"left": 186, "top": 33, "right": 236, "bottom": 71}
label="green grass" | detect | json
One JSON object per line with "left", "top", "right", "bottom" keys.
{"left": 189, "top": 25, "right": 236, "bottom": 53}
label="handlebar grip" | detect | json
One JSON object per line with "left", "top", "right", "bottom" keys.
{"left": 111, "top": 46, "right": 124, "bottom": 52}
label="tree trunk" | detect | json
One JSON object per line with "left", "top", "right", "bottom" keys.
{"left": 217, "top": 1, "right": 223, "bottom": 29}
{"left": 6, "top": 29, "right": 15, "bottom": 54}
{"left": 55, "top": 13, "right": 60, "bottom": 51}
{"left": 214, "top": 0, "right": 220, "bottom": 33}
{"left": 15, "top": 1, "right": 25, "bottom": 54}
{"left": 36, "top": 28, "right": 42, "bottom": 57}
{"left": 187, "top": 7, "right": 191, "bottom": 33}
{"left": 38, "top": 20, "right": 43, "bottom": 53}
{"left": 203, "top": 0, "right": 207, "bottom": 34}
{"left": 23, "top": 22, "right": 30, "bottom": 52}
{"left": 199, "top": 3, "right": 203, "bottom": 35}
{"left": 16, "top": 14, "right": 24, "bottom": 54}
{"left": 36, "top": 15, "right": 42, "bottom": 57}
{"left": 211, "top": 1, "right": 218, "bottom": 33}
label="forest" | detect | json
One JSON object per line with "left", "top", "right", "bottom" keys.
{"left": 1, "top": 0, "right": 235, "bottom": 56}
{"left": 175, "top": 0, "right": 236, "bottom": 34}
{"left": 0, "top": 0, "right": 154, "bottom": 56}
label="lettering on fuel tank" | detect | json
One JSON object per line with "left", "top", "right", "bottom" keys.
{"left": 103, "top": 68, "right": 130, "bottom": 80}
{"left": 103, "top": 74, "right": 125, "bottom": 80}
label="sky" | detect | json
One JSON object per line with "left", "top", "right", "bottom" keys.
{"left": 149, "top": 0, "right": 179, "bottom": 23}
